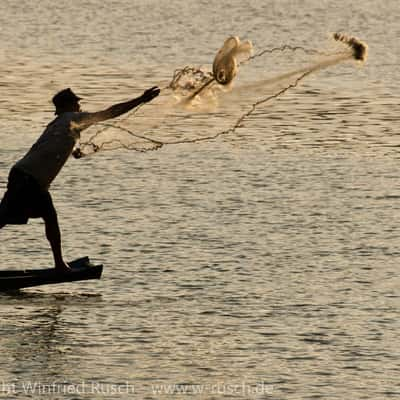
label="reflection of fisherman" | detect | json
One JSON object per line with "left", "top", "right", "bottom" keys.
{"left": 0, "top": 86, "right": 160, "bottom": 272}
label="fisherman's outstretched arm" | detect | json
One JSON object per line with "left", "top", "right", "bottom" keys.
{"left": 99, "top": 86, "right": 160, "bottom": 120}
{"left": 77, "top": 86, "right": 160, "bottom": 129}
{"left": 71, "top": 86, "right": 160, "bottom": 159}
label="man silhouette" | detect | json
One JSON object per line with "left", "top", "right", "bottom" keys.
{"left": 0, "top": 86, "right": 160, "bottom": 272}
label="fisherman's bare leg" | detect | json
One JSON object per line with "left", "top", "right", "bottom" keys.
{"left": 0, "top": 211, "right": 6, "bottom": 230}
{"left": 43, "top": 211, "right": 71, "bottom": 272}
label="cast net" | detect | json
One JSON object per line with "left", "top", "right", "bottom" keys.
{"left": 77, "top": 32, "right": 368, "bottom": 156}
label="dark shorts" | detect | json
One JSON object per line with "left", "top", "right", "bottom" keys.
{"left": 0, "top": 168, "right": 56, "bottom": 225}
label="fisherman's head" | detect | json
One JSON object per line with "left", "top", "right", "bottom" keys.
{"left": 52, "top": 88, "right": 81, "bottom": 115}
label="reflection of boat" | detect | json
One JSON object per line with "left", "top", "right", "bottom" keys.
{"left": 0, "top": 257, "right": 103, "bottom": 291}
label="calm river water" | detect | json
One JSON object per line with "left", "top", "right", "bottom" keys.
{"left": 0, "top": 0, "right": 399, "bottom": 399}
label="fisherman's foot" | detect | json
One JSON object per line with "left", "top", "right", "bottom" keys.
{"left": 55, "top": 262, "right": 73, "bottom": 273}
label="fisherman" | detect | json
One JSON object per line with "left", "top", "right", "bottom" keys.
{"left": 0, "top": 86, "right": 160, "bottom": 272}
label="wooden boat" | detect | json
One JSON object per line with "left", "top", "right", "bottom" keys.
{"left": 0, "top": 257, "right": 102, "bottom": 291}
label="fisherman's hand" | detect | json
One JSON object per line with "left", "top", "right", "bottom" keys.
{"left": 72, "top": 148, "right": 83, "bottom": 159}
{"left": 141, "top": 86, "right": 160, "bottom": 103}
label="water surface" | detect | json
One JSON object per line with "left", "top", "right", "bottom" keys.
{"left": 0, "top": 1, "right": 399, "bottom": 399}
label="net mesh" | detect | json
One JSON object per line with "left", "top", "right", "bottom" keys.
{"left": 78, "top": 32, "right": 367, "bottom": 156}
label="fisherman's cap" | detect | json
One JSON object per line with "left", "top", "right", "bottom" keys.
{"left": 52, "top": 88, "right": 81, "bottom": 109}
